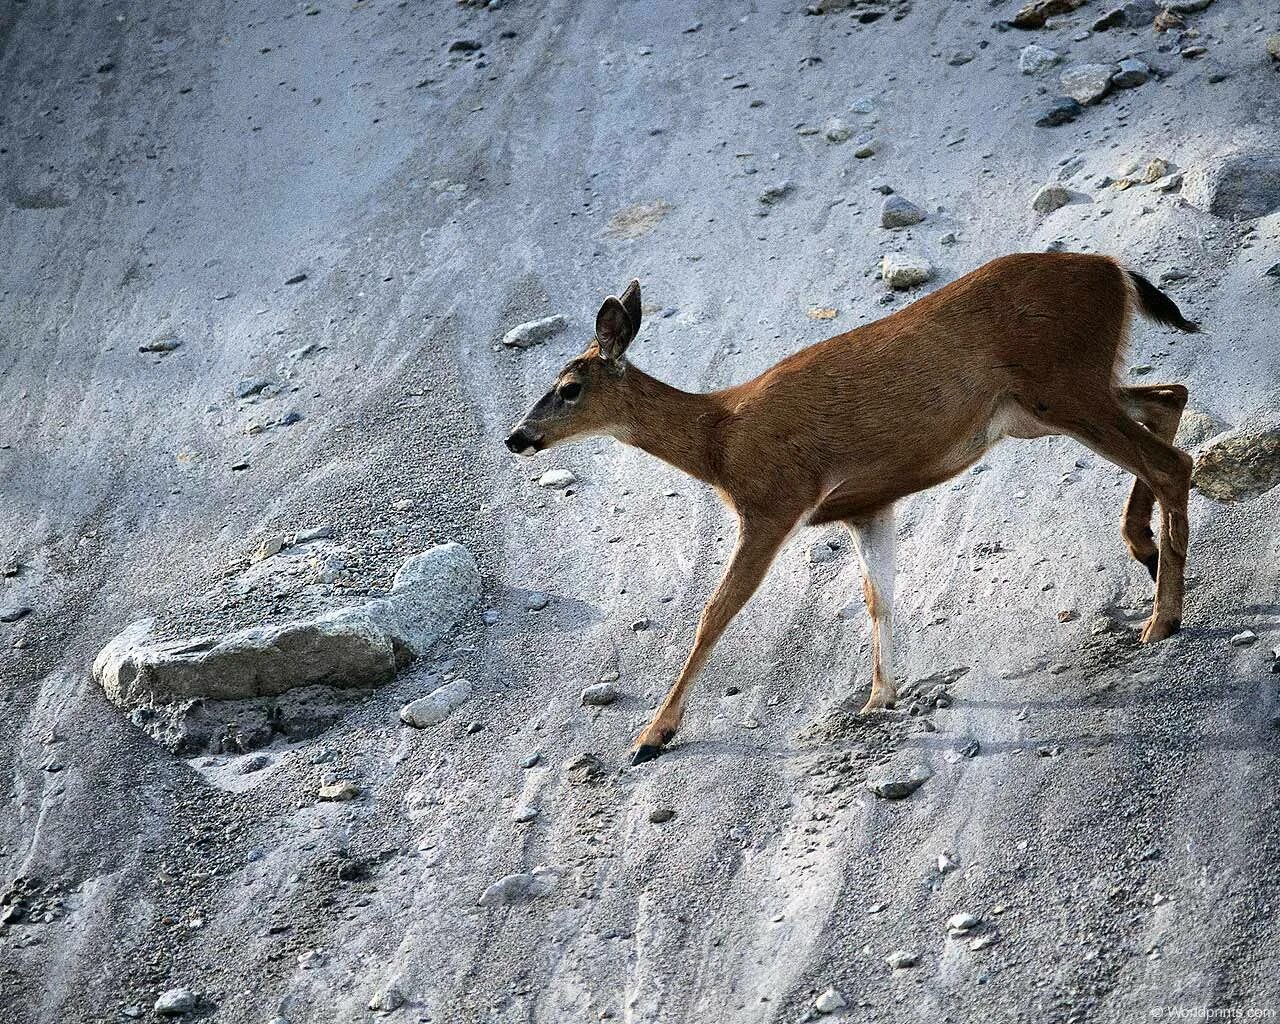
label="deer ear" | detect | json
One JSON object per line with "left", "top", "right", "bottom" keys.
{"left": 620, "top": 279, "right": 641, "bottom": 335}
{"left": 595, "top": 295, "right": 635, "bottom": 363}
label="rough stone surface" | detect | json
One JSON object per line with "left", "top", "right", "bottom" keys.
{"left": 1019, "top": 44, "right": 1060, "bottom": 75}
{"left": 881, "top": 254, "right": 934, "bottom": 288}
{"left": 866, "top": 764, "right": 933, "bottom": 799}
{"left": 1193, "top": 415, "right": 1280, "bottom": 501}
{"left": 1060, "top": 63, "right": 1117, "bottom": 105}
{"left": 1032, "top": 183, "right": 1073, "bottom": 214}
{"left": 1183, "top": 150, "right": 1280, "bottom": 220}
{"left": 1111, "top": 57, "right": 1150, "bottom": 88}
{"left": 154, "top": 989, "right": 200, "bottom": 1016}
{"left": 1176, "top": 409, "right": 1229, "bottom": 449}
{"left": 1035, "top": 95, "right": 1083, "bottom": 126}
{"left": 580, "top": 682, "right": 621, "bottom": 706}
{"left": 477, "top": 867, "right": 560, "bottom": 907}
{"left": 94, "top": 544, "right": 478, "bottom": 706}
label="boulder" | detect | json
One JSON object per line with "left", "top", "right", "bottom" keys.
{"left": 1183, "top": 150, "right": 1280, "bottom": 220}
{"left": 93, "top": 544, "right": 480, "bottom": 747}
{"left": 1193, "top": 414, "right": 1280, "bottom": 501}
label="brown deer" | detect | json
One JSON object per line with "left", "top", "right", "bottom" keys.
{"left": 504, "top": 253, "right": 1198, "bottom": 765}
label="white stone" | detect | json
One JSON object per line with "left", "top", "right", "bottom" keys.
{"left": 1019, "top": 43, "right": 1059, "bottom": 74}
{"left": 401, "top": 678, "right": 472, "bottom": 726}
{"left": 501, "top": 314, "right": 567, "bottom": 349}
{"left": 537, "top": 468, "right": 577, "bottom": 489}
{"left": 154, "top": 989, "right": 200, "bottom": 1017}
{"left": 815, "top": 987, "right": 847, "bottom": 1013}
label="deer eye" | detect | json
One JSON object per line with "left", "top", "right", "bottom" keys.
{"left": 558, "top": 381, "right": 582, "bottom": 403}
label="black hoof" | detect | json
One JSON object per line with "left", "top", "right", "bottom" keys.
{"left": 1141, "top": 552, "right": 1159, "bottom": 581}
{"left": 630, "top": 744, "right": 664, "bottom": 766}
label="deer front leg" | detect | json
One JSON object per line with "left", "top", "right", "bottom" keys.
{"left": 630, "top": 514, "right": 795, "bottom": 765}
{"left": 844, "top": 506, "right": 897, "bottom": 712}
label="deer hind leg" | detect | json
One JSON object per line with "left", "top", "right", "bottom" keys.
{"left": 1118, "top": 384, "right": 1190, "bottom": 580}
{"left": 630, "top": 513, "right": 795, "bottom": 765}
{"left": 844, "top": 505, "right": 897, "bottom": 713}
{"left": 1031, "top": 397, "right": 1192, "bottom": 643}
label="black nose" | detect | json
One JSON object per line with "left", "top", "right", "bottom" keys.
{"left": 505, "top": 429, "right": 531, "bottom": 453}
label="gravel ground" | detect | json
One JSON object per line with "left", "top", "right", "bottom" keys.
{"left": 2, "top": 1, "right": 1279, "bottom": 1022}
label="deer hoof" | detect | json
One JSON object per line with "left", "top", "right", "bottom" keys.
{"left": 858, "top": 696, "right": 896, "bottom": 715}
{"left": 630, "top": 744, "right": 664, "bottom": 766}
{"left": 1140, "top": 617, "right": 1181, "bottom": 643}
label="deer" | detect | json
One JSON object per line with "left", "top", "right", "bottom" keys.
{"left": 504, "top": 252, "right": 1199, "bottom": 765}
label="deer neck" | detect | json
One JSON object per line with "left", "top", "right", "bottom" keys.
{"left": 615, "top": 365, "right": 724, "bottom": 487}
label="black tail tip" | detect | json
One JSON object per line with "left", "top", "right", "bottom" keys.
{"left": 1128, "top": 270, "right": 1200, "bottom": 333}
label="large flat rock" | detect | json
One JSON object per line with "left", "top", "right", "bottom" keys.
{"left": 94, "top": 542, "right": 479, "bottom": 707}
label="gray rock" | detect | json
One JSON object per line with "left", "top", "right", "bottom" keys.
{"left": 234, "top": 378, "right": 274, "bottom": 400}
{"left": 501, "top": 314, "right": 568, "bottom": 350}
{"left": 154, "top": 988, "right": 200, "bottom": 1016}
{"left": 1193, "top": 414, "right": 1280, "bottom": 501}
{"left": 1111, "top": 57, "right": 1150, "bottom": 88}
{"left": 1035, "top": 96, "right": 1082, "bottom": 127}
{"left": 477, "top": 866, "right": 559, "bottom": 907}
{"left": 0, "top": 606, "right": 32, "bottom": 623}
{"left": 879, "top": 195, "right": 926, "bottom": 228}
{"left": 759, "top": 180, "right": 796, "bottom": 205}
{"left": 1231, "top": 630, "right": 1258, "bottom": 647}
{"left": 823, "top": 117, "right": 853, "bottom": 143}
{"left": 1060, "top": 63, "right": 1117, "bottom": 105}
{"left": 318, "top": 780, "right": 361, "bottom": 801}
{"left": 580, "top": 682, "right": 621, "bottom": 706}
{"left": 866, "top": 764, "right": 932, "bottom": 799}
{"left": 401, "top": 678, "right": 472, "bottom": 726}
{"left": 139, "top": 335, "right": 181, "bottom": 354}
{"left": 649, "top": 807, "right": 676, "bottom": 823}
{"left": 808, "top": 540, "right": 839, "bottom": 564}
{"left": 1019, "top": 44, "right": 1059, "bottom": 75}
{"left": 525, "top": 592, "right": 550, "bottom": 611}
{"left": 885, "top": 949, "right": 919, "bottom": 969}
{"left": 948, "top": 51, "right": 975, "bottom": 66}
{"left": 292, "top": 524, "right": 335, "bottom": 544}
{"left": 1031, "top": 183, "right": 1073, "bottom": 214}
{"left": 537, "top": 468, "right": 576, "bottom": 489}
{"left": 881, "top": 254, "right": 934, "bottom": 289}
{"left": 513, "top": 805, "right": 540, "bottom": 822}
{"left": 1184, "top": 150, "right": 1280, "bottom": 220}
{"left": 368, "top": 985, "right": 406, "bottom": 1012}
{"left": 1094, "top": 0, "right": 1158, "bottom": 29}
{"left": 94, "top": 543, "right": 480, "bottom": 706}
{"left": 947, "top": 911, "right": 982, "bottom": 934}
{"left": 815, "top": 988, "right": 847, "bottom": 1014}
{"left": 1175, "top": 408, "right": 1228, "bottom": 449}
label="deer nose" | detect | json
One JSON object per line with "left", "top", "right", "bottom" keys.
{"left": 504, "top": 427, "right": 541, "bottom": 455}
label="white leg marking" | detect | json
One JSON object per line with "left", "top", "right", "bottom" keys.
{"left": 846, "top": 505, "right": 897, "bottom": 707}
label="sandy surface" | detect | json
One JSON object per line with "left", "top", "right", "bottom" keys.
{"left": 2, "top": 1, "right": 1279, "bottom": 1021}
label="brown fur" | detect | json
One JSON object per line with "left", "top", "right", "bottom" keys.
{"left": 507, "top": 253, "right": 1197, "bottom": 762}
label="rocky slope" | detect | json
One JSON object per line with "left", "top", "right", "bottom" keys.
{"left": 2, "top": 1, "right": 1279, "bottom": 1022}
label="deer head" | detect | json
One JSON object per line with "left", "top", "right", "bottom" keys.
{"left": 504, "top": 280, "right": 643, "bottom": 456}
